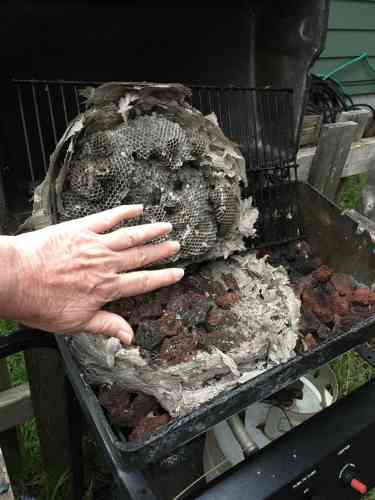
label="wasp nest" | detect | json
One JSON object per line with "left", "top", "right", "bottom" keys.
{"left": 35, "top": 82, "right": 258, "bottom": 264}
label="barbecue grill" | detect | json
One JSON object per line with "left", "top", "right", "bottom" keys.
{"left": 3, "top": 2, "right": 375, "bottom": 499}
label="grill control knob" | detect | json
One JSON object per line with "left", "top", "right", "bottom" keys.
{"left": 339, "top": 464, "right": 368, "bottom": 496}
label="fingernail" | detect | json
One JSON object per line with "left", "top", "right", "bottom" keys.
{"left": 163, "top": 222, "right": 173, "bottom": 233}
{"left": 173, "top": 268, "right": 185, "bottom": 280}
{"left": 134, "top": 204, "right": 144, "bottom": 213}
{"left": 169, "top": 241, "right": 180, "bottom": 253}
{"left": 118, "top": 330, "right": 133, "bottom": 345}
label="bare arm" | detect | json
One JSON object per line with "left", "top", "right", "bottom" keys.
{"left": 0, "top": 205, "right": 183, "bottom": 344}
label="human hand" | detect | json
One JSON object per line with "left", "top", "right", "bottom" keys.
{"left": 8, "top": 205, "right": 183, "bottom": 344}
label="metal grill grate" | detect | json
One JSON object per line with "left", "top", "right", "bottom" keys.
{"left": 12, "top": 79, "right": 302, "bottom": 246}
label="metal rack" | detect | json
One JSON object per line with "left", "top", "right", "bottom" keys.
{"left": 12, "top": 79, "right": 302, "bottom": 247}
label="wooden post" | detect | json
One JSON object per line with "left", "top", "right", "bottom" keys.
{"left": 299, "top": 114, "right": 322, "bottom": 147}
{"left": 24, "top": 349, "right": 73, "bottom": 491}
{"left": 308, "top": 121, "right": 358, "bottom": 200}
{"left": 336, "top": 109, "right": 371, "bottom": 142}
{"left": 0, "top": 383, "right": 33, "bottom": 433}
{"left": 0, "top": 362, "right": 23, "bottom": 476}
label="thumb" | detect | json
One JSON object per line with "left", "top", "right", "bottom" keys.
{"left": 83, "top": 310, "right": 134, "bottom": 345}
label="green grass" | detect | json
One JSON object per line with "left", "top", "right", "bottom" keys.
{"left": 337, "top": 174, "right": 368, "bottom": 211}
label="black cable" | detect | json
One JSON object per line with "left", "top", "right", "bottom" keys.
{"left": 306, "top": 75, "right": 375, "bottom": 124}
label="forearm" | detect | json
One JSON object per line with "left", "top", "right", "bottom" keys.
{"left": 0, "top": 235, "right": 22, "bottom": 319}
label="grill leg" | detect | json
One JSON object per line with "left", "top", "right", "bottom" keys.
{"left": 65, "top": 377, "right": 85, "bottom": 500}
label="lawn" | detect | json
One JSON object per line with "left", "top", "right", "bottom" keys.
{"left": 1, "top": 175, "right": 375, "bottom": 499}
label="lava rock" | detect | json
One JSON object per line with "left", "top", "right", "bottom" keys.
{"left": 159, "top": 312, "right": 183, "bottom": 337}
{"left": 154, "top": 285, "right": 176, "bottom": 306}
{"left": 331, "top": 273, "right": 354, "bottom": 297}
{"left": 299, "top": 309, "right": 321, "bottom": 336}
{"left": 167, "top": 291, "right": 209, "bottom": 325}
{"left": 304, "top": 333, "right": 317, "bottom": 350}
{"left": 312, "top": 265, "right": 333, "bottom": 283}
{"left": 129, "top": 301, "right": 164, "bottom": 325}
{"left": 206, "top": 308, "right": 238, "bottom": 331}
{"left": 215, "top": 292, "right": 241, "bottom": 309}
{"left": 330, "top": 291, "right": 350, "bottom": 317}
{"left": 159, "top": 332, "right": 199, "bottom": 364}
{"left": 125, "top": 393, "right": 161, "bottom": 428}
{"left": 135, "top": 320, "right": 166, "bottom": 350}
{"left": 291, "top": 275, "right": 313, "bottom": 298}
{"left": 98, "top": 384, "right": 132, "bottom": 424}
{"left": 129, "top": 414, "right": 171, "bottom": 442}
{"left": 302, "top": 286, "right": 335, "bottom": 324}
{"left": 351, "top": 288, "right": 375, "bottom": 306}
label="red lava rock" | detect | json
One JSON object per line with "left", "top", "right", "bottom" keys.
{"left": 159, "top": 312, "right": 183, "bottom": 337}
{"left": 159, "top": 333, "right": 199, "bottom": 364}
{"left": 206, "top": 308, "right": 238, "bottom": 331}
{"left": 106, "top": 297, "right": 138, "bottom": 320}
{"left": 329, "top": 289, "right": 350, "bottom": 317}
{"left": 129, "top": 414, "right": 171, "bottom": 442}
{"left": 292, "top": 275, "right": 313, "bottom": 298}
{"left": 129, "top": 301, "right": 164, "bottom": 325}
{"left": 215, "top": 292, "right": 241, "bottom": 309}
{"left": 126, "top": 393, "right": 160, "bottom": 427}
{"left": 302, "top": 286, "right": 335, "bottom": 324}
{"left": 312, "top": 265, "right": 333, "bottom": 283}
{"left": 351, "top": 288, "right": 375, "bottom": 306}
{"left": 331, "top": 273, "right": 354, "bottom": 297}
{"left": 98, "top": 384, "right": 132, "bottom": 425}
{"left": 98, "top": 384, "right": 130, "bottom": 409}
{"left": 182, "top": 275, "right": 210, "bottom": 294}
{"left": 167, "top": 291, "right": 209, "bottom": 325}
{"left": 154, "top": 285, "right": 176, "bottom": 306}
{"left": 304, "top": 333, "right": 317, "bottom": 350}
{"left": 135, "top": 320, "right": 166, "bottom": 350}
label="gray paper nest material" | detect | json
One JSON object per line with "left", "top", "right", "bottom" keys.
{"left": 70, "top": 253, "right": 300, "bottom": 417}
{"left": 27, "top": 82, "right": 258, "bottom": 265}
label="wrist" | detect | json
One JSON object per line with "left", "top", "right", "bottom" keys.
{"left": 0, "top": 235, "right": 24, "bottom": 320}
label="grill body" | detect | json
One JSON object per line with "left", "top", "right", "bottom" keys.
{"left": 56, "top": 183, "right": 375, "bottom": 473}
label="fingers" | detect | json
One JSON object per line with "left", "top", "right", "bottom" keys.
{"left": 102, "top": 222, "right": 173, "bottom": 251}
{"left": 83, "top": 310, "right": 134, "bottom": 344}
{"left": 73, "top": 205, "right": 144, "bottom": 233}
{"left": 112, "top": 268, "right": 184, "bottom": 300}
{"left": 115, "top": 240, "right": 180, "bottom": 272}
